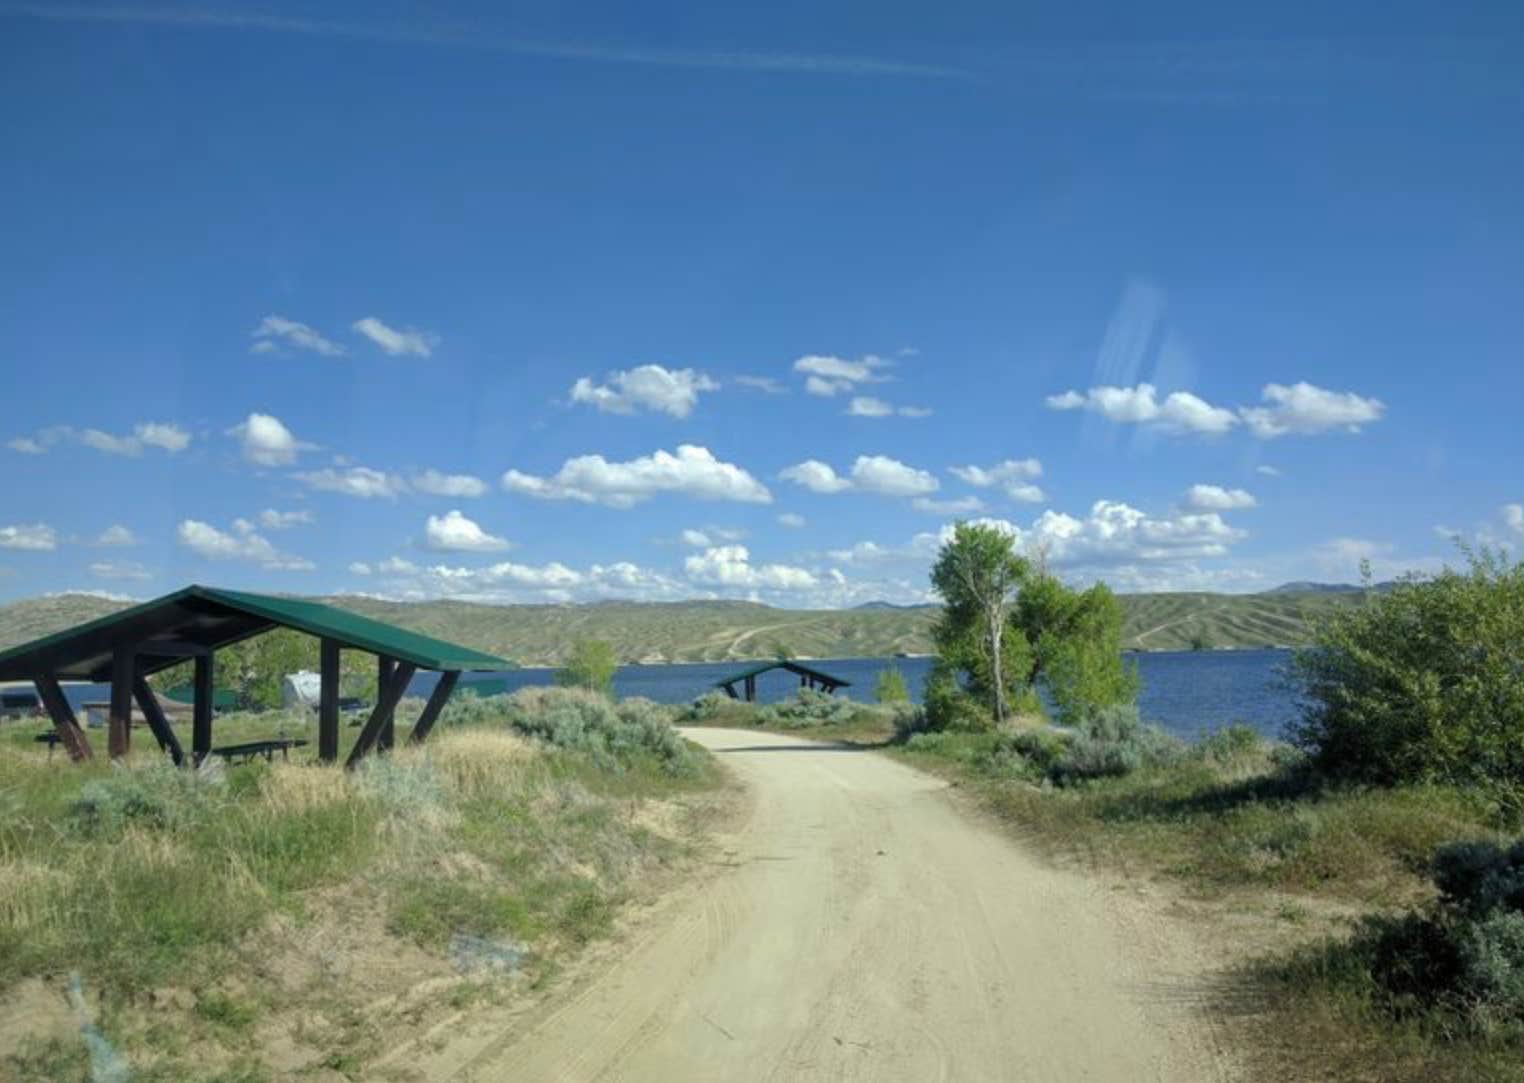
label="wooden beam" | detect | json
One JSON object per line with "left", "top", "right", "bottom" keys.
{"left": 192, "top": 653, "right": 214, "bottom": 765}
{"left": 132, "top": 675, "right": 184, "bottom": 765}
{"left": 34, "top": 675, "right": 92, "bottom": 761}
{"left": 318, "top": 638, "right": 340, "bottom": 763}
{"left": 346, "top": 661, "right": 417, "bottom": 768}
{"left": 407, "top": 670, "right": 459, "bottom": 746}
{"left": 135, "top": 638, "right": 212, "bottom": 658}
{"left": 377, "top": 655, "right": 397, "bottom": 752}
{"left": 108, "top": 647, "right": 134, "bottom": 759}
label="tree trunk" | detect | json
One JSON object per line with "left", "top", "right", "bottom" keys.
{"left": 989, "top": 604, "right": 1006, "bottom": 724}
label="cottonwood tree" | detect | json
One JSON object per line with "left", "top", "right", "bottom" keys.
{"left": 556, "top": 638, "right": 618, "bottom": 696}
{"left": 930, "top": 522, "right": 1030, "bottom": 724}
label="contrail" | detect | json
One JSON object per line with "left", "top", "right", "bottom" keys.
{"left": 0, "top": 3, "right": 976, "bottom": 80}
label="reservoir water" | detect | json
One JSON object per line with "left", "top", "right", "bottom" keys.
{"left": 58, "top": 648, "right": 1298, "bottom": 744}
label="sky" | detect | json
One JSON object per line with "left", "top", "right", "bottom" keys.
{"left": 1, "top": 1, "right": 1521, "bottom": 608}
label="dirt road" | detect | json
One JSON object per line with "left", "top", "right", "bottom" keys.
{"left": 416, "top": 728, "right": 1235, "bottom": 1081}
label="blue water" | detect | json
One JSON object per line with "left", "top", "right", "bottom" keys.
{"left": 57, "top": 649, "right": 1298, "bottom": 743}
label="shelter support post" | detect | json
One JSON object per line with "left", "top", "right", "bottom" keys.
{"left": 720, "top": 682, "right": 738, "bottom": 700}
{"left": 408, "top": 670, "right": 459, "bottom": 746}
{"left": 744, "top": 675, "right": 756, "bottom": 702}
{"left": 377, "top": 655, "right": 398, "bottom": 751}
{"left": 132, "top": 675, "right": 184, "bottom": 765}
{"left": 347, "top": 662, "right": 417, "bottom": 768}
{"left": 109, "top": 646, "right": 134, "bottom": 759}
{"left": 192, "top": 653, "right": 214, "bottom": 765}
{"left": 319, "top": 638, "right": 341, "bottom": 763}
{"left": 34, "top": 675, "right": 92, "bottom": 761}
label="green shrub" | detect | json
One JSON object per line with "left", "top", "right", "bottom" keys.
{"left": 922, "top": 664, "right": 989, "bottom": 732}
{"left": 1048, "top": 704, "right": 1183, "bottom": 786}
{"left": 678, "top": 691, "right": 737, "bottom": 722}
{"left": 874, "top": 667, "right": 910, "bottom": 704}
{"left": 1289, "top": 548, "right": 1524, "bottom": 798}
{"left": 70, "top": 762, "right": 226, "bottom": 836}
{"left": 490, "top": 687, "right": 694, "bottom": 773}
{"left": 755, "top": 688, "right": 858, "bottom": 727}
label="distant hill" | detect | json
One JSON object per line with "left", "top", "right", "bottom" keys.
{"left": 0, "top": 589, "right": 1364, "bottom": 665}
{"left": 1263, "top": 581, "right": 1365, "bottom": 595}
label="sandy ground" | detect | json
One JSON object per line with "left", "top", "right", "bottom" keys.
{"left": 405, "top": 728, "right": 1240, "bottom": 1082}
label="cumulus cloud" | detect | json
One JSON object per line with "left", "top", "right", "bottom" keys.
{"left": 777, "top": 512, "right": 806, "bottom": 528}
{"left": 293, "top": 466, "right": 408, "bottom": 500}
{"left": 1045, "top": 383, "right": 1238, "bottom": 435}
{"left": 40, "top": 421, "right": 194, "bottom": 458}
{"left": 501, "top": 445, "right": 771, "bottom": 508}
{"left": 7, "top": 436, "right": 44, "bottom": 454}
{"left": 94, "top": 524, "right": 137, "bottom": 547}
{"left": 684, "top": 545, "right": 817, "bottom": 590}
{"left": 134, "top": 423, "right": 192, "bottom": 452}
{"left": 423, "top": 509, "right": 511, "bottom": 552}
{"left": 846, "top": 396, "right": 931, "bottom": 419}
{"left": 258, "top": 509, "right": 314, "bottom": 530}
{"left": 250, "top": 314, "right": 345, "bottom": 357}
{"left": 949, "top": 459, "right": 1045, "bottom": 503}
{"left": 1183, "top": 484, "right": 1257, "bottom": 510}
{"left": 89, "top": 560, "right": 151, "bottom": 581}
{"left": 793, "top": 354, "right": 890, "bottom": 396}
{"left": 1502, "top": 504, "right": 1523, "bottom": 538}
{"left": 779, "top": 455, "right": 938, "bottom": 498}
{"left": 680, "top": 529, "right": 712, "bottom": 547}
{"left": 411, "top": 469, "right": 488, "bottom": 498}
{"left": 352, "top": 316, "right": 438, "bottom": 358}
{"left": 176, "top": 519, "right": 314, "bottom": 570}
{"left": 348, "top": 561, "right": 373, "bottom": 576}
{"left": 229, "top": 412, "right": 310, "bottom": 466}
{"left": 1255, "top": 465, "right": 1282, "bottom": 477}
{"left": 0, "top": 523, "right": 57, "bottom": 551}
{"left": 569, "top": 364, "right": 719, "bottom": 418}
{"left": 1240, "top": 382, "right": 1385, "bottom": 438}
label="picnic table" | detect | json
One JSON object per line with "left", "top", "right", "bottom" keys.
{"left": 34, "top": 731, "right": 62, "bottom": 759}
{"left": 207, "top": 738, "right": 309, "bottom": 764}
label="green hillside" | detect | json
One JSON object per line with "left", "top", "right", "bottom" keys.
{"left": 0, "top": 589, "right": 1365, "bottom": 666}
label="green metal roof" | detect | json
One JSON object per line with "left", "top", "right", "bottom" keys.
{"left": 0, "top": 585, "right": 512, "bottom": 682}
{"left": 714, "top": 659, "right": 851, "bottom": 687}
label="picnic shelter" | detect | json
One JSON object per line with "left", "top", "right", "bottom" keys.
{"left": 715, "top": 660, "right": 850, "bottom": 702}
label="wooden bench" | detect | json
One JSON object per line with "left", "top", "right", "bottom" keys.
{"left": 34, "top": 731, "right": 62, "bottom": 760}
{"left": 207, "top": 738, "right": 309, "bottom": 764}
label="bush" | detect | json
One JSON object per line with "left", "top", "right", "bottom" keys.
{"left": 1289, "top": 548, "right": 1524, "bottom": 797}
{"left": 1048, "top": 704, "right": 1183, "bottom": 786}
{"left": 874, "top": 667, "right": 910, "bottom": 704}
{"left": 922, "top": 665, "right": 989, "bottom": 732}
{"left": 71, "top": 761, "right": 226, "bottom": 835}
{"left": 493, "top": 687, "right": 694, "bottom": 773}
{"left": 756, "top": 688, "right": 858, "bottom": 727}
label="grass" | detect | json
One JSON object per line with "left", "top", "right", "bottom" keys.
{"left": 0, "top": 690, "right": 721, "bottom": 1080}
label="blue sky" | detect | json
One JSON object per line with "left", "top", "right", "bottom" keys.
{"left": 1, "top": 1, "right": 1521, "bottom": 606}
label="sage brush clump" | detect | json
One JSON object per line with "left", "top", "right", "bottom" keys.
{"left": 464, "top": 687, "right": 696, "bottom": 773}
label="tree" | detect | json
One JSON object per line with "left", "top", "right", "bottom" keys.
{"left": 149, "top": 628, "right": 372, "bottom": 710}
{"left": 874, "top": 667, "right": 910, "bottom": 704}
{"left": 1289, "top": 547, "right": 1524, "bottom": 795}
{"left": 1031, "top": 581, "right": 1139, "bottom": 725}
{"left": 555, "top": 639, "right": 618, "bottom": 696}
{"left": 930, "top": 523, "right": 1030, "bottom": 724}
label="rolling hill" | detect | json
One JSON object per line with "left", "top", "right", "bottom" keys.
{"left": 0, "top": 588, "right": 1365, "bottom": 666}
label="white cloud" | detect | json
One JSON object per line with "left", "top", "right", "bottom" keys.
{"left": 779, "top": 455, "right": 938, "bottom": 498}
{"left": 423, "top": 509, "right": 511, "bottom": 552}
{"left": 501, "top": 445, "right": 771, "bottom": 508}
{"left": 230, "top": 412, "right": 310, "bottom": 466}
{"left": 684, "top": 545, "right": 817, "bottom": 590}
{"left": 352, "top": 316, "right": 438, "bottom": 358}
{"left": 80, "top": 429, "right": 140, "bottom": 456}
{"left": 846, "top": 396, "right": 931, "bottom": 419}
{"left": 569, "top": 364, "right": 719, "bottom": 418}
{"left": 411, "top": 469, "right": 488, "bottom": 498}
{"left": 1502, "top": 504, "right": 1523, "bottom": 538}
{"left": 949, "top": 459, "right": 1045, "bottom": 503}
{"left": 258, "top": 508, "right": 314, "bottom": 530}
{"left": 251, "top": 315, "right": 345, "bottom": 357}
{"left": 778, "top": 460, "right": 852, "bottom": 494}
{"left": 777, "top": 512, "right": 806, "bottom": 528}
{"left": 1255, "top": 465, "right": 1282, "bottom": 477}
{"left": 1045, "top": 383, "right": 1238, "bottom": 435}
{"left": 826, "top": 541, "right": 892, "bottom": 564}
{"left": 912, "top": 495, "right": 986, "bottom": 515}
{"left": 89, "top": 560, "right": 151, "bottom": 581}
{"left": 0, "top": 523, "right": 57, "bottom": 551}
{"left": 94, "top": 524, "right": 136, "bottom": 547}
{"left": 680, "top": 529, "right": 712, "bottom": 547}
{"left": 1240, "top": 382, "right": 1385, "bottom": 438}
{"left": 134, "top": 423, "right": 191, "bottom": 452}
{"left": 7, "top": 436, "right": 44, "bottom": 454}
{"left": 377, "top": 556, "right": 418, "bottom": 574}
{"left": 294, "top": 466, "right": 408, "bottom": 500}
{"left": 850, "top": 455, "right": 939, "bottom": 497}
{"left": 794, "top": 354, "right": 889, "bottom": 396}
{"left": 176, "top": 519, "right": 314, "bottom": 570}
{"left": 1183, "top": 484, "right": 1257, "bottom": 510}
{"left": 348, "top": 561, "right": 373, "bottom": 576}
{"left": 735, "top": 375, "right": 785, "bottom": 394}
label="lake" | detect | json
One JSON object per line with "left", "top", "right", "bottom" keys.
{"left": 56, "top": 648, "right": 1299, "bottom": 744}
{"left": 446, "top": 647, "right": 1300, "bottom": 742}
